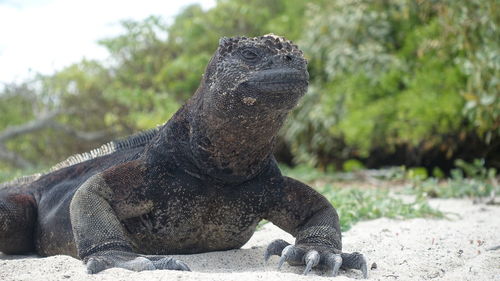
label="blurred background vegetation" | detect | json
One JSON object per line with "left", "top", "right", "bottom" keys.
{"left": 1, "top": 0, "right": 499, "bottom": 182}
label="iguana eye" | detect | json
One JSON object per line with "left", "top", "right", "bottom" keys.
{"left": 240, "top": 48, "right": 259, "bottom": 62}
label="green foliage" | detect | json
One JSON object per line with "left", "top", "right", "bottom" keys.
{"left": 412, "top": 175, "right": 498, "bottom": 199}
{"left": 0, "top": 84, "right": 37, "bottom": 129}
{"left": 281, "top": 163, "right": 443, "bottom": 232}
{"left": 432, "top": 167, "right": 445, "bottom": 179}
{"left": 0, "top": 0, "right": 498, "bottom": 174}
{"left": 406, "top": 167, "right": 429, "bottom": 180}
{"left": 342, "top": 159, "right": 365, "bottom": 172}
{"left": 279, "top": 163, "right": 335, "bottom": 183}
{"left": 411, "top": 159, "right": 498, "bottom": 198}
{"left": 284, "top": 0, "right": 486, "bottom": 165}
{"left": 454, "top": 158, "right": 497, "bottom": 180}
{"left": 320, "top": 185, "right": 442, "bottom": 231}
{"left": 0, "top": 84, "right": 37, "bottom": 172}
{"left": 443, "top": 0, "right": 500, "bottom": 141}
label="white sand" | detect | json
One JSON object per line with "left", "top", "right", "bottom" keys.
{"left": 1, "top": 199, "right": 499, "bottom": 281}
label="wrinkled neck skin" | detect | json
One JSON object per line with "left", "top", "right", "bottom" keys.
{"left": 184, "top": 86, "right": 288, "bottom": 184}
{"left": 145, "top": 35, "right": 309, "bottom": 185}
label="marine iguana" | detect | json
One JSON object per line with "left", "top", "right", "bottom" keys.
{"left": 0, "top": 35, "right": 367, "bottom": 278}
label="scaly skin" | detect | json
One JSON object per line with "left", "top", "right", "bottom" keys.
{"left": 0, "top": 35, "right": 367, "bottom": 278}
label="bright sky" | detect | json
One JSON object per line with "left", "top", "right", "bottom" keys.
{"left": 0, "top": 0, "right": 215, "bottom": 84}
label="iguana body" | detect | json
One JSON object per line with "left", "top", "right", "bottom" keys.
{"left": 0, "top": 35, "right": 367, "bottom": 277}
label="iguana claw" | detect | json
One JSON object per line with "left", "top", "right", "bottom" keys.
{"left": 264, "top": 240, "right": 367, "bottom": 278}
{"left": 326, "top": 253, "right": 342, "bottom": 277}
{"left": 341, "top": 252, "right": 368, "bottom": 279}
{"left": 277, "top": 245, "right": 294, "bottom": 269}
{"left": 264, "top": 239, "right": 291, "bottom": 263}
{"left": 303, "top": 250, "right": 320, "bottom": 275}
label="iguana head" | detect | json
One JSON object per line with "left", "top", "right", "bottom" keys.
{"left": 199, "top": 34, "right": 309, "bottom": 116}
{"left": 186, "top": 35, "right": 309, "bottom": 182}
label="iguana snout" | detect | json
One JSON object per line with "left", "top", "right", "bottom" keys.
{"left": 243, "top": 68, "right": 308, "bottom": 93}
{"left": 200, "top": 34, "right": 309, "bottom": 114}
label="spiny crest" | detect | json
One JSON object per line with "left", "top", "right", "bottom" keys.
{"left": 49, "top": 127, "right": 160, "bottom": 172}
{"left": 0, "top": 127, "right": 160, "bottom": 189}
{"left": 0, "top": 174, "right": 42, "bottom": 189}
{"left": 218, "top": 34, "right": 303, "bottom": 57}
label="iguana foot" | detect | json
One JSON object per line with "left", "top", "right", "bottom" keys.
{"left": 85, "top": 250, "right": 190, "bottom": 274}
{"left": 264, "top": 239, "right": 367, "bottom": 278}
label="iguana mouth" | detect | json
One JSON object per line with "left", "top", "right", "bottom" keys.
{"left": 246, "top": 80, "right": 308, "bottom": 94}
{"left": 244, "top": 69, "right": 308, "bottom": 93}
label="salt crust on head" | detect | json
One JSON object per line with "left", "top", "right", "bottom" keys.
{"left": 218, "top": 34, "right": 303, "bottom": 57}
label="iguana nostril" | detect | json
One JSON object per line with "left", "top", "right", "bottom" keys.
{"left": 285, "top": 55, "right": 293, "bottom": 61}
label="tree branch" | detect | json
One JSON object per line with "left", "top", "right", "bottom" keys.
{"left": 0, "top": 110, "right": 110, "bottom": 143}
{"left": 0, "top": 111, "right": 60, "bottom": 143}
{"left": 48, "top": 123, "right": 110, "bottom": 142}
{"left": 0, "top": 110, "right": 112, "bottom": 168}
{"left": 0, "top": 144, "right": 33, "bottom": 169}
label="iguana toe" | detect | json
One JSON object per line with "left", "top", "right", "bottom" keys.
{"left": 84, "top": 251, "right": 190, "bottom": 273}
{"left": 325, "top": 253, "right": 342, "bottom": 277}
{"left": 86, "top": 257, "right": 108, "bottom": 274}
{"left": 121, "top": 257, "right": 156, "bottom": 271}
{"left": 264, "top": 239, "right": 290, "bottom": 263}
{"left": 303, "top": 250, "right": 320, "bottom": 275}
{"left": 277, "top": 244, "right": 305, "bottom": 269}
{"left": 152, "top": 257, "right": 191, "bottom": 271}
{"left": 86, "top": 255, "right": 155, "bottom": 273}
{"left": 341, "top": 252, "right": 368, "bottom": 279}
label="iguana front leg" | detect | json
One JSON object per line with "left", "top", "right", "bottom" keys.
{"left": 263, "top": 177, "right": 367, "bottom": 278}
{"left": 69, "top": 171, "right": 189, "bottom": 274}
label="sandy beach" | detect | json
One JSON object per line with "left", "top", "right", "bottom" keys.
{"left": 1, "top": 198, "right": 499, "bottom": 281}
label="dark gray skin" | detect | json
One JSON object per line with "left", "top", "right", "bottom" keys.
{"left": 0, "top": 35, "right": 367, "bottom": 278}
